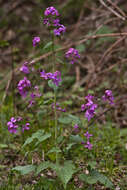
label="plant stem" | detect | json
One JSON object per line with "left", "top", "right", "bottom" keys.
{"left": 11, "top": 46, "right": 15, "bottom": 116}
{"left": 51, "top": 32, "right": 58, "bottom": 164}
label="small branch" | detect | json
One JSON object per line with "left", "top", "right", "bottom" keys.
{"left": 99, "top": 0, "right": 126, "bottom": 21}
{"left": 107, "top": 0, "right": 126, "bottom": 18}
{"left": 97, "top": 36, "right": 126, "bottom": 67}
{"left": 1, "top": 32, "right": 127, "bottom": 89}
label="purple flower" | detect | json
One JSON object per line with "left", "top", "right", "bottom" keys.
{"left": 52, "top": 71, "right": 61, "bottom": 86}
{"left": 84, "top": 131, "right": 93, "bottom": 139}
{"left": 85, "top": 94, "right": 94, "bottom": 101}
{"left": 51, "top": 103, "right": 66, "bottom": 112}
{"left": 102, "top": 90, "right": 114, "bottom": 105}
{"left": 7, "top": 117, "right": 18, "bottom": 134}
{"left": 53, "top": 18, "right": 60, "bottom": 26}
{"left": 73, "top": 124, "right": 79, "bottom": 133}
{"left": 81, "top": 94, "right": 97, "bottom": 121}
{"left": 43, "top": 18, "right": 50, "bottom": 25}
{"left": 65, "top": 48, "right": 80, "bottom": 64}
{"left": 22, "top": 123, "right": 30, "bottom": 132}
{"left": 20, "top": 62, "right": 29, "bottom": 74}
{"left": 40, "top": 70, "right": 61, "bottom": 86}
{"left": 32, "top": 37, "right": 40, "bottom": 47}
{"left": 53, "top": 25, "right": 66, "bottom": 36}
{"left": 28, "top": 86, "right": 41, "bottom": 107}
{"left": 7, "top": 117, "right": 30, "bottom": 134}
{"left": 44, "top": 6, "right": 59, "bottom": 16}
{"left": 81, "top": 104, "right": 85, "bottom": 111}
{"left": 17, "top": 77, "right": 31, "bottom": 98}
{"left": 17, "top": 116, "right": 22, "bottom": 122}
{"left": 84, "top": 141, "right": 93, "bottom": 150}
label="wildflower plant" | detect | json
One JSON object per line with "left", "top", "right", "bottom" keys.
{"left": 9, "top": 6, "right": 115, "bottom": 189}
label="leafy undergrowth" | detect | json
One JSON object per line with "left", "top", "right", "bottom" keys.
{"left": 0, "top": 112, "right": 127, "bottom": 189}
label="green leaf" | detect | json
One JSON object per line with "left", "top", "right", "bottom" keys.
{"left": 68, "top": 114, "right": 81, "bottom": 125}
{"left": 36, "top": 161, "right": 51, "bottom": 175}
{"left": 22, "top": 130, "right": 51, "bottom": 148}
{"left": 56, "top": 57, "right": 65, "bottom": 64}
{"left": 120, "top": 128, "right": 127, "bottom": 137}
{"left": 66, "top": 143, "right": 76, "bottom": 151}
{"left": 48, "top": 80, "right": 58, "bottom": 91}
{"left": 88, "top": 161, "right": 97, "bottom": 169}
{"left": 79, "top": 173, "right": 98, "bottom": 184}
{"left": 58, "top": 116, "right": 72, "bottom": 125}
{"left": 55, "top": 161, "right": 77, "bottom": 189}
{"left": 79, "top": 170, "right": 113, "bottom": 188}
{"left": 0, "top": 144, "right": 8, "bottom": 148}
{"left": 37, "top": 110, "right": 47, "bottom": 123}
{"left": 35, "top": 133, "right": 51, "bottom": 146}
{"left": 70, "top": 135, "right": 83, "bottom": 143}
{"left": 12, "top": 165, "right": 36, "bottom": 175}
{"left": 47, "top": 147, "right": 61, "bottom": 154}
{"left": 43, "top": 41, "right": 53, "bottom": 50}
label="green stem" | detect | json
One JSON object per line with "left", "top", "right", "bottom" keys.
{"left": 51, "top": 31, "right": 58, "bottom": 164}
{"left": 11, "top": 46, "right": 15, "bottom": 116}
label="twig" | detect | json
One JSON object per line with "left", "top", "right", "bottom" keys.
{"left": 1, "top": 32, "right": 127, "bottom": 89}
{"left": 99, "top": 0, "right": 126, "bottom": 21}
{"left": 97, "top": 36, "right": 126, "bottom": 68}
{"left": 88, "top": 95, "right": 127, "bottom": 127}
{"left": 107, "top": 0, "right": 126, "bottom": 18}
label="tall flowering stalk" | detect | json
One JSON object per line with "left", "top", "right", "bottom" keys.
{"left": 51, "top": 32, "right": 58, "bottom": 163}
{"left": 43, "top": 6, "right": 65, "bottom": 163}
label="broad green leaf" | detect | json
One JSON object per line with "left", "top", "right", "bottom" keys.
{"left": 68, "top": 114, "right": 81, "bottom": 125}
{"left": 88, "top": 161, "right": 97, "bottom": 169}
{"left": 37, "top": 110, "right": 47, "bottom": 122}
{"left": 79, "top": 173, "right": 98, "bottom": 184}
{"left": 79, "top": 170, "right": 113, "bottom": 188}
{"left": 12, "top": 165, "right": 36, "bottom": 175}
{"left": 58, "top": 116, "right": 72, "bottom": 125}
{"left": 36, "top": 161, "right": 51, "bottom": 175}
{"left": 70, "top": 135, "right": 83, "bottom": 143}
{"left": 120, "top": 128, "right": 127, "bottom": 137}
{"left": 55, "top": 161, "right": 77, "bottom": 189}
{"left": 47, "top": 147, "right": 61, "bottom": 154}
{"left": 22, "top": 130, "right": 51, "bottom": 147}
{"left": 0, "top": 144, "right": 8, "bottom": 148}
{"left": 35, "top": 133, "right": 51, "bottom": 146}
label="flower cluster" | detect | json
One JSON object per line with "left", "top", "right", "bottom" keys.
{"left": 54, "top": 25, "right": 66, "bottom": 36}
{"left": 40, "top": 70, "right": 61, "bottom": 86}
{"left": 44, "top": 6, "right": 59, "bottom": 16}
{"left": 65, "top": 48, "right": 80, "bottom": 64}
{"left": 82, "top": 131, "right": 93, "bottom": 150}
{"left": 7, "top": 117, "right": 30, "bottom": 134}
{"left": 22, "top": 123, "right": 30, "bottom": 132}
{"left": 43, "top": 6, "right": 66, "bottom": 36}
{"left": 17, "top": 77, "right": 31, "bottom": 98}
{"left": 32, "top": 36, "right": 40, "bottom": 47}
{"left": 81, "top": 94, "right": 98, "bottom": 121}
{"left": 51, "top": 103, "right": 66, "bottom": 112}
{"left": 20, "top": 62, "right": 29, "bottom": 74}
{"left": 73, "top": 124, "right": 79, "bottom": 133}
{"left": 28, "top": 86, "right": 42, "bottom": 107}
{"left": 102, "top": 90, "right": 114, "bottom": 105}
